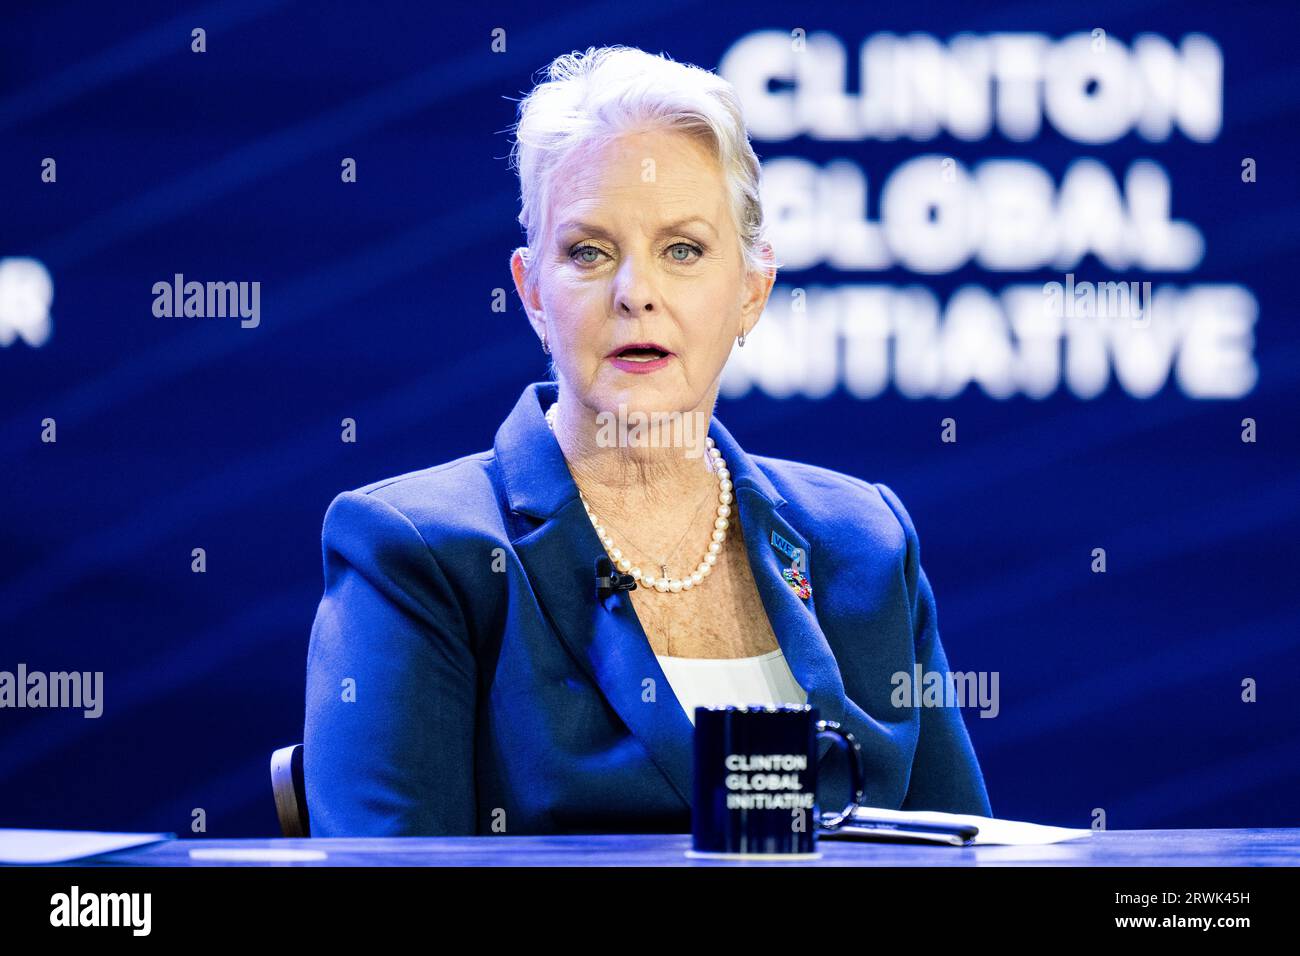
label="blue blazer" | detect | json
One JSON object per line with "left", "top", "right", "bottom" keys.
{"left": 304, "top": 381, "right": 992, "bottom": 836}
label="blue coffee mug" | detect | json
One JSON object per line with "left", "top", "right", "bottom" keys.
{"left": 690, "top": 704, "right": 866, "bottom": 857}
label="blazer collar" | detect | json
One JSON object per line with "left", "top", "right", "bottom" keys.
{"left": 494, "top": 381, "right": 847, "bottom": 809}
{"left": 494, "top": 380, "right": 788, "bottom": 518}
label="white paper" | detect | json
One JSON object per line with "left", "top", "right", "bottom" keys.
{"left": 188, "top": 848, "right": 328, "bottom": 862}
{"left": 0, "top": 829, "right": 173, "bottom": 864}
{"left": 842, "top": 806, "right": 1093, "bottom": 845}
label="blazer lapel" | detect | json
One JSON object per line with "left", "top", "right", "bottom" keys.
{"left": 512, "top": 500, "right": 697, "bottom": 805}
{"left": 496, "top": 383, "right": 695, "bottom": 805}
{"left": 494, "top": 382, "right": 849, "bottom": 809}
{"left": 712, "top": 419, "right": 849, "bottom": 765}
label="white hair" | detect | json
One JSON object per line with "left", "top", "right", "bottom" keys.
{"left": 507, "top": 45, "right": 770, "bottom": 301}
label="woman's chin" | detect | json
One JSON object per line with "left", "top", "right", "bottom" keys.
{"left": 590, "top": 375, "right": 683, "bottom": 407}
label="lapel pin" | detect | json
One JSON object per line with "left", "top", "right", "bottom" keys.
{"left": 770, "top": 530, "right": 800, "bottom": 563}
{"left": 782, "top": 565, "right": 812, "bottom": 600}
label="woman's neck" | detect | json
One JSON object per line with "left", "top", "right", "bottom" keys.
{"left": 548, "top": 395, "right": 723, "bottom": 559}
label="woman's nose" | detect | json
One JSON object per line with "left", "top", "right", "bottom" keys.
{"left": 614, "top": 256, "right": 657, "bottom": 314}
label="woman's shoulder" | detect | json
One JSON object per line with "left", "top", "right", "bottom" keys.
{"left": 319, "top": 449, "right": 505, "bottom": 554}
{"left": 747, "top": 454, "right": 921, "bottom": 554}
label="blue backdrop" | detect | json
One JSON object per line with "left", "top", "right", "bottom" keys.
{"left": 2, "top": 0, "right": 1297, "bottom": 837}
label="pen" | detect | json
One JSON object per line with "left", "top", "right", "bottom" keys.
{"left": 827, "top": 817, "right": 980, "bottom": 845}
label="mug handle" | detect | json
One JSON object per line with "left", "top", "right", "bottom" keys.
{"left": 814, "top": 719, "right": 865, "bottom": 829}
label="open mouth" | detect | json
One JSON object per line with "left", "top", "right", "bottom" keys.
{"left": 609, "top": 343, "right": 672, "bottom": 363}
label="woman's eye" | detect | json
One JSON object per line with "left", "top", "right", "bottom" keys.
{"left": 570, "top": 245, "right": 605, "bottom": 265}
{"left": 668, "top": 242, "right": 702, "bottom": 262}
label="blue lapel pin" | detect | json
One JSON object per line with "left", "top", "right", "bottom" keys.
{"left": 770, "top": 530, "right": 799, "bottom": 562}
{"left": 771, "top": 531, "right": 811, "bottom": 599}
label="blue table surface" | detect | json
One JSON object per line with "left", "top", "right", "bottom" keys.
{"left": 38, "top": 828, "right": 1300, "bottom": 866}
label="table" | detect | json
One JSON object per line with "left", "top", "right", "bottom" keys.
{"left": 61, "top": 828, "right": 1300, "bottom": 866}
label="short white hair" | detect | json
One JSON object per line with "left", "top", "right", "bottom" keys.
{"left": 507, "top": 45, "right": 770, "bottom": 300}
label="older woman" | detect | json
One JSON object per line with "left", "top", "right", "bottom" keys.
{"left": 304, "top": 45, "right": 991, "bottom": 836}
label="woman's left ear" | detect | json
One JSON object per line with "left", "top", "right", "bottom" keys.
{"left": 742, "top": 242, "right": 778, "bottom": 319}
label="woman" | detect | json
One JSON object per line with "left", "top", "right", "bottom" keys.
{"left": 304, "top": 45, "right": 991, "bottom": 837}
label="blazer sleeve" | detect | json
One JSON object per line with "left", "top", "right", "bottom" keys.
{"left": 874, "top": 482, "right": 993, "bottom": 818}
{"left": 304, "top": 489, "right": 478, "bottom": 836}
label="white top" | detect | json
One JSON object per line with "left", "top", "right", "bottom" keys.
{"left": 655, "top": 648, "right": 809, "bottom": 726}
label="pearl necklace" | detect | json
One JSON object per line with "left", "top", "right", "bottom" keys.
{"left": 545, "top": 401, "right": 734, "bottom": 593}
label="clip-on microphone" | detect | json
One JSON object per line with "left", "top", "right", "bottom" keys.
{"left": 595, "top": 555, "right": 638, "bottom": 602}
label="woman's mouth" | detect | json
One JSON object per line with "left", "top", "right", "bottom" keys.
{"left": 607, "top": 343, "right": 673, "bottom": 373}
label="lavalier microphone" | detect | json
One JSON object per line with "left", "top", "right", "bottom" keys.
{"left": 595, "top": 555, "right": 638, "bottom": 602}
